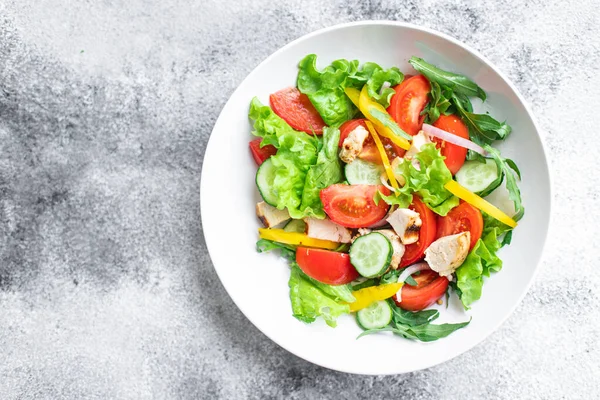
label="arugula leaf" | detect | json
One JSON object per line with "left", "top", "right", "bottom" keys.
{"left": 391, "top": 144, "right": 459, "bottom": 215}
{"left": 297, "top": 54, "right": 404, "bottom": 126}
{"left": 404, "top": 275, "right": 418, "bottom": 286}
{"left": 300, "top": 126, "right": 344, "bottom": 218}
{"left": 358, "top": 301, "right": 470, "bottom": 341}
{"left": 423, "top": 81, "right": 454, "bottom": 123}
{"left": 484, "top": 145, "right": 525, "bottom": 221}
{"left": 288, "top": 264, "right": 350, "bottom": 327}
{"left": 452, "top": 94, "right": 512, "bottom": 144}
{"left": 351, "top": 278, "right": 378, "bottom": 291}
{"left": 389, "top": 301, "right": 439, "bottom": 326}
{"left": 256, "top": 239, "right": 296, "bottom": 261}
{"left": 409, "top": 57, "right": 486, "bottom": 101}
{"left": 380, "top": 269, "right": 400, "bottom": 285}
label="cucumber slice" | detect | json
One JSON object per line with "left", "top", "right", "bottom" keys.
{"left": 455, "top": 159, "right": 501, "bottom": 195}
{"left": 255, "top": 158, "right": 278, "bottom": 206}
{"left": 349, "top": 232, "right": 392, "bottom": 278}
{"left": 283, "top": 219, "right": 306, "bottom": 233}
{"left": 356, "top": 300, "right": 393, "bottom": 330}
{"left": 345, "top": 159, "right": 384, "bottom": 185}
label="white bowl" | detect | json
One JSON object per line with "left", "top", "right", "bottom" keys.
{"left": 200, "top": 21, "right": 551, "bottom": 375}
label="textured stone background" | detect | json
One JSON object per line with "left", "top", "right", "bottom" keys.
{"left": 0, "top": 0, "right": 599, "bottom": 399}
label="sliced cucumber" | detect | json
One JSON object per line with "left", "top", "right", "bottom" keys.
{"left": 349, "top": 232, "right": 392, "bottom": 278}
{"left": 455, "top": 159, "right": 501, "bottom": 195}
{"left": 356, "top": 300, "right": 393, "bottom": 330}
{"left": 255, "top": 158, "right": 278, "bottom": 206}
{"left": 283, "top": 219, "right": 306, "bottom": 233}
{"left": 345, "top": 159, "right": 384, "bottom": 185}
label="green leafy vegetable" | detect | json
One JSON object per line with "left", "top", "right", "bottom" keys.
{"left": 249, "top": 98, "right": 342, "bottom": 219}
{"left": 300, "top": 126, "right": 343, "bottom": 218}
{"left": 404, "top": 275, "right": 418, "bottom": 286}
{"left": 351, "top": 278, "right": 378, "bottom": 291}
{"left": 452, "top": 94, "right": 512, "bottom": 144}
{"left": 297, "top": 54, "right": 403, "bottom": 127}
{"left": 256, "top": 239, "right": 296, "bottom": 261}
{"left": 380, "top": 269, "right": 400, "bottom": 285}
{"left": 454, "top": 225, "right": 505, "bottom": 308}
{"left": 358, "top": 301, "right": 470, "bottom": 342}
{"left": 423, "top": 81, "right": 454, "bottom": 123}
{"left": 288, "top": 264, "right": 351, "bottom": 327}
{"left": 484, "top": 145, "right": 525, "bottom": 221}
{"left": 409, "top": 57, "right": 486, "bottom": 101}
{"left": 390, "top": 144, "right": 459, "bottom": 215}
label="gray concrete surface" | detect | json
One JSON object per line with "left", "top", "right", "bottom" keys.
{"left": 0, "top": 0, "right": 598, "bottom": 399}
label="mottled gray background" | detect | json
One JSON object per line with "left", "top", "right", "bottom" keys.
{"left": 0, "top": 0, "right": 598, "bottom": 399}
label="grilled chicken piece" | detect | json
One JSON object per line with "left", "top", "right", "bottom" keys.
{"left": 387, "top": 208, "right": 422, "bottom": 245}
{"left": 425, "top": 232, "right": 471, "bottom": 277}
{"left": 256, "top": 202, "right": 290, "bottom": 228}
{"left": 339, "top": 125, "right": 369, "bottom": 164}
{"left": 305, "top": 217, "right": 352, "bottom": 243}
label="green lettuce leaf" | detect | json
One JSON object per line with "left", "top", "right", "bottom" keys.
{"left": 454, "top": 225, "right": 504, "bottom": 308}
{"left": 299, "top": 126, "right": 343, "bottom": 218}
{"left": 391, "top": 144, "right": 459, "bottom": 215}
{"left": 288, "top": 264, "right": 350, "bottom": 327}
{"left": 297, "top": 54, "right": 403, "bottom": 127}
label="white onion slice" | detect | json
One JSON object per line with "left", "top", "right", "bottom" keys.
{"left": 379, "top": 81, "right": 391, "bottom": 95}
{"left": 422, "top": 123, "right": 487, "bottom": 156}
{"left": 380, "top": 173, "right": 396, "bottom": 193}
{"left": 395, "top": 262, "right": 430, "bottom": 302}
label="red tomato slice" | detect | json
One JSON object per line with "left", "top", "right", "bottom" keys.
{"left": 432, "top": 114, "right": 469, "bottom": 175}
{"left": 436, "top": 201, "right": 483, "bottom": 250}
{"left": 270, "top": 87, "right": 326, "bottom": 135}
{"left": 387, "top": 75, "right": 431, "bottom": 136}
{"left": 400, "top": 197, "right": 437, "bottom": 267}
{"left": 393, "top": 267, "right": 449, "bottom": 311}
{"left": 249, "top": 138, "right": 277, "bottom": 166}
{"left": 320, "top": 184, "right": 391, "bottom": 228}
{"left": 338, "top": 119, "right": 405, "bottom": 164}
{"left": 296, "top": 247, "right": 359, "bottom": 285}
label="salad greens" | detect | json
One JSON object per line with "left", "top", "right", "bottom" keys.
{"left": 250, "top": 53, "right": 525, "bottom": 342}
{"left": 381, "top": 143, "right": 459, "bottom": 216}
{"left": 358, "top": 300, "right": 470, "bottom": 342}
{"left": 289, "top": 264, "right": 351, "bottom": 327}
{"left": 297, "top": 54, "right": 403, "bottom": 127}
{"left": 249, "top": 98, "right": 342, "bottom": 219}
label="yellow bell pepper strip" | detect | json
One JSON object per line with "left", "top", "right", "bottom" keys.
{"left": 348, "top": 282, "right": 403, "bottom": 312}
{"left": 364, "top": 121, "right": 399, "bottom": 191}
{"left": 258, "top": 228, "right": 339, "bottom": 250}
{"left": 359, "top": 87, "right": 413, "bottom": 150}
{"left": 444, "top": 180, "right": 517, "bottom": 228}
{"left": 345, "top": 87, "right": 411, "bottom": 151}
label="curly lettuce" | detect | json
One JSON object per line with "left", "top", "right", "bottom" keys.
{"left": 249, "top": 98, "right": 342, "bottom": 218}
{"left": 289, "top": 264, "right": 351, "bottom": 327}
{"left": 387, "top": 144, "right": 459, "bottom": 216}
{"left": 297, "top": 54, "right": 403, "bottom": 127}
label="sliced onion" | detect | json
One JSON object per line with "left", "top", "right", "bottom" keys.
{"left": 422, "top": 123, "right": 487, "bottom": 156}
{"left": 379, "top": 81, "right": 391, "bottom": 95}
{"left": 380, "top": 173, "right": 396, "bottom": 193}
{"left": 395, "top": 262, "right": 430, "bottom": 302}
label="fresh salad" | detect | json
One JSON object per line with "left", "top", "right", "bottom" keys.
{"left": 249, "top": 54, "right": 523, "bottom": 342}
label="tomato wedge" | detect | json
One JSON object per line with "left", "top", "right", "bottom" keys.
{"left": 432, "top": 114, "right": 469, "bottom": 175}
{"left": 320, "top": 184, "right": 391, "bottom": 228}
{"left": 436, "top": 201, "right": 483, "bottom": 250}
{"left": 400, "top": 197, "right": 437, "bottom": 267}
{"left": 249, "top": 138, "right": 277, "bottom": 166}
{"left": 296, "top": 247, "right": 359, "bottom": 285}
{"left": 338, "top": 119, "right": 404, "bottom": 163}
{"left": 387, "top": 75, "right": 430, "bottom": 136}
{"left": 393, "top": 267, "right": 449, "bottom": 311}
{"left": 270, "top": 87, "right": 326, "bottom": 135}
